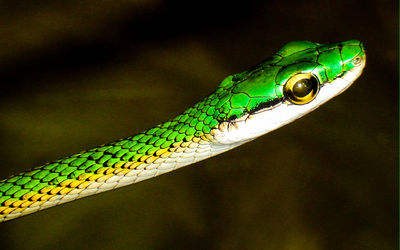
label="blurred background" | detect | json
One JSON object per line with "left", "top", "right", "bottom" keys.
{"left": 0, "top": 0, "right": 397, "bottom": 249}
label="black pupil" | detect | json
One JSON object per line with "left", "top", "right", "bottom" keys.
{"left": 293, "top": 79, "right": 312, "bottom": 97}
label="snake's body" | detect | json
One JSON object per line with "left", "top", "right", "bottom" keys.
{"left": 0, "top": 40, "right": 366, "bottom": 222}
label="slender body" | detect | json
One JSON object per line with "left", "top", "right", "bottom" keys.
{"left": 0, "top": 40, "right": 366, "bottom": 222}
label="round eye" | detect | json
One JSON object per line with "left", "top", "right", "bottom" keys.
{"left": 284, "top": 73, "right": 319, "bottom": 105}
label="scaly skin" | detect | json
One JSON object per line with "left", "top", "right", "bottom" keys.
{"left": 0, "top": 40, "right": 365, "bottom": 222}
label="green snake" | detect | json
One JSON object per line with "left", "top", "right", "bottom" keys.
{"left": 0, "top": 40, "right": 366, "bottom": 222}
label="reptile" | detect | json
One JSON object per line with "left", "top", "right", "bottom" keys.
{"left": 0, "top": 40, "right": 366, "bottom": 222}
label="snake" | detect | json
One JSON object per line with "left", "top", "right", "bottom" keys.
{"left": 0, "top": 40, "right": 366, "bottom": 222}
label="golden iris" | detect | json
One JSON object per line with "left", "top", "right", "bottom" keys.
{"left": 284, "top": 73, "right": 319, "bottom": 105}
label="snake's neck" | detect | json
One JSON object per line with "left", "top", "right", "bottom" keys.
{"left": 0, "top": 95, "right": 233, "bottom": 222}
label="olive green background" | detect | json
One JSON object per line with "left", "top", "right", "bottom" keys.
{"left": 0, "top": 0, "right": 397, "bottom": 249}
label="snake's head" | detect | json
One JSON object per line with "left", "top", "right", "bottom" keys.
{"left": 212, "top": 40, "right": 366, "bottom": 144}
{"left": 272, "top": 40, "right": 366, "bottom": 104}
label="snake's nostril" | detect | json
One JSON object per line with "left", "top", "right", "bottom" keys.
{"left": 352, "top": 56, "right": 362, "bottom": 66}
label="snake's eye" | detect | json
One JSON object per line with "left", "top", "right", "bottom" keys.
{"left": 284, "top": 73, "right": 319, "bottom": 105}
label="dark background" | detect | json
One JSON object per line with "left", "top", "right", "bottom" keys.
{"left": 0, "top": 0, "right": 397, "bottom": 249}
